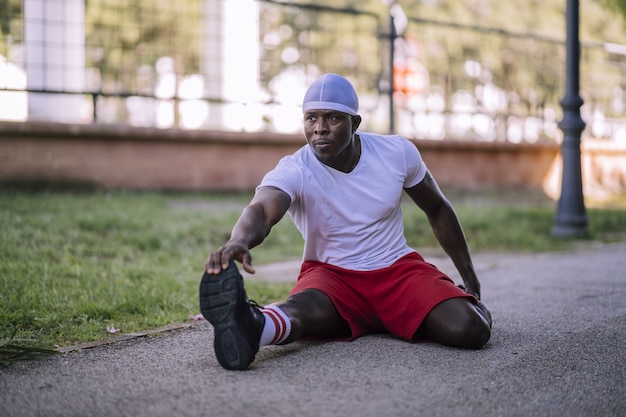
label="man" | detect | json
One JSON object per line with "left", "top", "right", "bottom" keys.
{"left": 201, "top": 73, "right": 492, "bottom": 371}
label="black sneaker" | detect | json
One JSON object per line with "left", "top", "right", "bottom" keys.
{"left": 199, "top": 260, "right": 265, "bottom": 370}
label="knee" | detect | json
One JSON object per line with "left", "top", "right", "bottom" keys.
{"left": 454, "top": 299, "right": 492, "bottom": 349}
{"left": 281, "top": 290, "right": 334, "bottom": 326}
{"left": 425, "top": 298, "right": 492, "bottom": 349}
{"left": 459, "top": 313, "right": 491, "bottom": 349}
{"left": 278, "top": 290, "right": 330, "bottom": 335}
{"left": 279, "top": 289, "right": 349, "bottom": 341}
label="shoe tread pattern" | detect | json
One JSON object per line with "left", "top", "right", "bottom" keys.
{"left": 199, "top": 262, "right": 256, "bottom": 370}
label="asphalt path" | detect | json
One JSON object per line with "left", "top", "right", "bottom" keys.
{"left": 1, "top": 242, "right": 625, "bottom": 417}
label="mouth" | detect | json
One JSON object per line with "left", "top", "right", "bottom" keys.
{"left": 312, "top": 139, "right": 332, "bottom": 150}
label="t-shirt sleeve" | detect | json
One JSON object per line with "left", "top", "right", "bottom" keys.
{"left": 256, "top": 156, "right": 301, "bottom": 203}
{"left": 402, "top": 138, "right": 428, "bottom": 188}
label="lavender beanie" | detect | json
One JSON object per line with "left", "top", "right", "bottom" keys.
{"left": 302, "top": 73, "right": 359, "bottom": 116}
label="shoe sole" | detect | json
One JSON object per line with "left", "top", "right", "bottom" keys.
{"left": 199, "top": 264, "right": 256, "bottom": 370}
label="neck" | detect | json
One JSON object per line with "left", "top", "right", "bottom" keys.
{"left": 331, "top": 134, "right": 361, "bottom": 173}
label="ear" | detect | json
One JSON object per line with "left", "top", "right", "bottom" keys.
{"left": 351, "top": 115, "right": 362, "bottom": 131}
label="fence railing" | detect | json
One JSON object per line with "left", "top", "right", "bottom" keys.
{"left": 0, "top": 0, "right": 624, "bottom": 144}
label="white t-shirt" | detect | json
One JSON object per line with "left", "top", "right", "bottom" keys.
{"left": 258, "top": 132, "right": 427, "bottom": 270}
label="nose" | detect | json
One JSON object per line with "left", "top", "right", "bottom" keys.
{"left": 313, "top": 117, "right": 328, "bottom": 134}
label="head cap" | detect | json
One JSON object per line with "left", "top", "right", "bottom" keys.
{"left": 302, "top": 73, "right": 358, "bottom": 116}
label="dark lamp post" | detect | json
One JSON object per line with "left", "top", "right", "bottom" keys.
{"left": 381, "top": 0, "right": 406, "bottom": 134}
{"left": 552, "top": 0, "right": 588, "bottom": 238}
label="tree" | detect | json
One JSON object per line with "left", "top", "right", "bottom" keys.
{"left": 600, "top": 0, "right": 626, "bottom": 21}
{"left": 0, "top": 0, "right": 22, "bottom": 59}
{"left": 85, "top": 0, "right": 203, "bottom": 95}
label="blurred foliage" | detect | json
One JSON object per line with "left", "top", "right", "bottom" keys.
{"left": 599, "top": 0, "right": 626, "bottom": 25}
{"left": 83, "top": 0, "right": 204, "bottom": 95}
{"left": 258, "top": 2, "right": 382, "bottom": 95}
{"left": 267, "top": 0, "right": 626, "bottom": 121}
{"left": 0, "top": 0, "right": 22, "bottom": 58}
{"left": 1, "top": 0, "right": 625, "bottom": 120}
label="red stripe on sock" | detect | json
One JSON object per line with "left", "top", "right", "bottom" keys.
{"left": 269, "top": 306, "right": 289, "bottom": 344}
{"left": 262, "top": 308, "right": 286, "bottom": 345}
{"left": 262, "top": 309, "right": 281, "bottom": 344}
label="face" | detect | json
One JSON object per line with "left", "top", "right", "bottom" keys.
{"left": 303, "top": 110, "right": 361, "bottom": 168}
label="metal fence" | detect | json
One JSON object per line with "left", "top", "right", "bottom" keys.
{"left": 1, "top": 0, "right": 625, "bottom": 143}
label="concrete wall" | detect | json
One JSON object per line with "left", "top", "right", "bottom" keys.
{"left": 1, "top": 122, "right": 625, "bottom": 200}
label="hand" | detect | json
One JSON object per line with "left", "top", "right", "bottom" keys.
{"left": 463, "top": 282, "right": 481, "bottom": 300}
{"left": 205, "top": 242, "right": 255, "bottom": 275}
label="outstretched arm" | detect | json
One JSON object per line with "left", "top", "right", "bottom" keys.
{"left": 404, "top": 171, "right": 481, "bottom": 299}
{"left": 205, "top": 186, "right": 291, "bottom": 275}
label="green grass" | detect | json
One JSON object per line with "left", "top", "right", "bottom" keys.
{"left": 0, "top": 328, "right": 62, "bottom": 365}
{"left": 404, "top": 204, "right": 592, "bottom": 252}
{"left": 1, "top": 189, "right": 625, "bottom": 353}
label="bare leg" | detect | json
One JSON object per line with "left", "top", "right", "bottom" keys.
{"left": 277, "top": 289, "right": 351, "bottom": 343}
{"left": 414, "top": 297, "right": 491, "bottom": 349}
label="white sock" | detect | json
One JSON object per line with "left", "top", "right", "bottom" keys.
{"left": 259, "top": 304, "right": 292, "bottom": 346}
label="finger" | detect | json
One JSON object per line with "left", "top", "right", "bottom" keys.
{"left": 206, "top": 251, "right": 226, "bottom": 274}
{"left": 220, "top": 251, "right": 233, "bottom": 270}
{"left": 241, "top": 253, "right": 256, "bottom": 274}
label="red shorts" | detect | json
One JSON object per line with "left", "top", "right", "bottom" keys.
{"left": 289, "top": 251, "right": 476, "bottom": 341}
